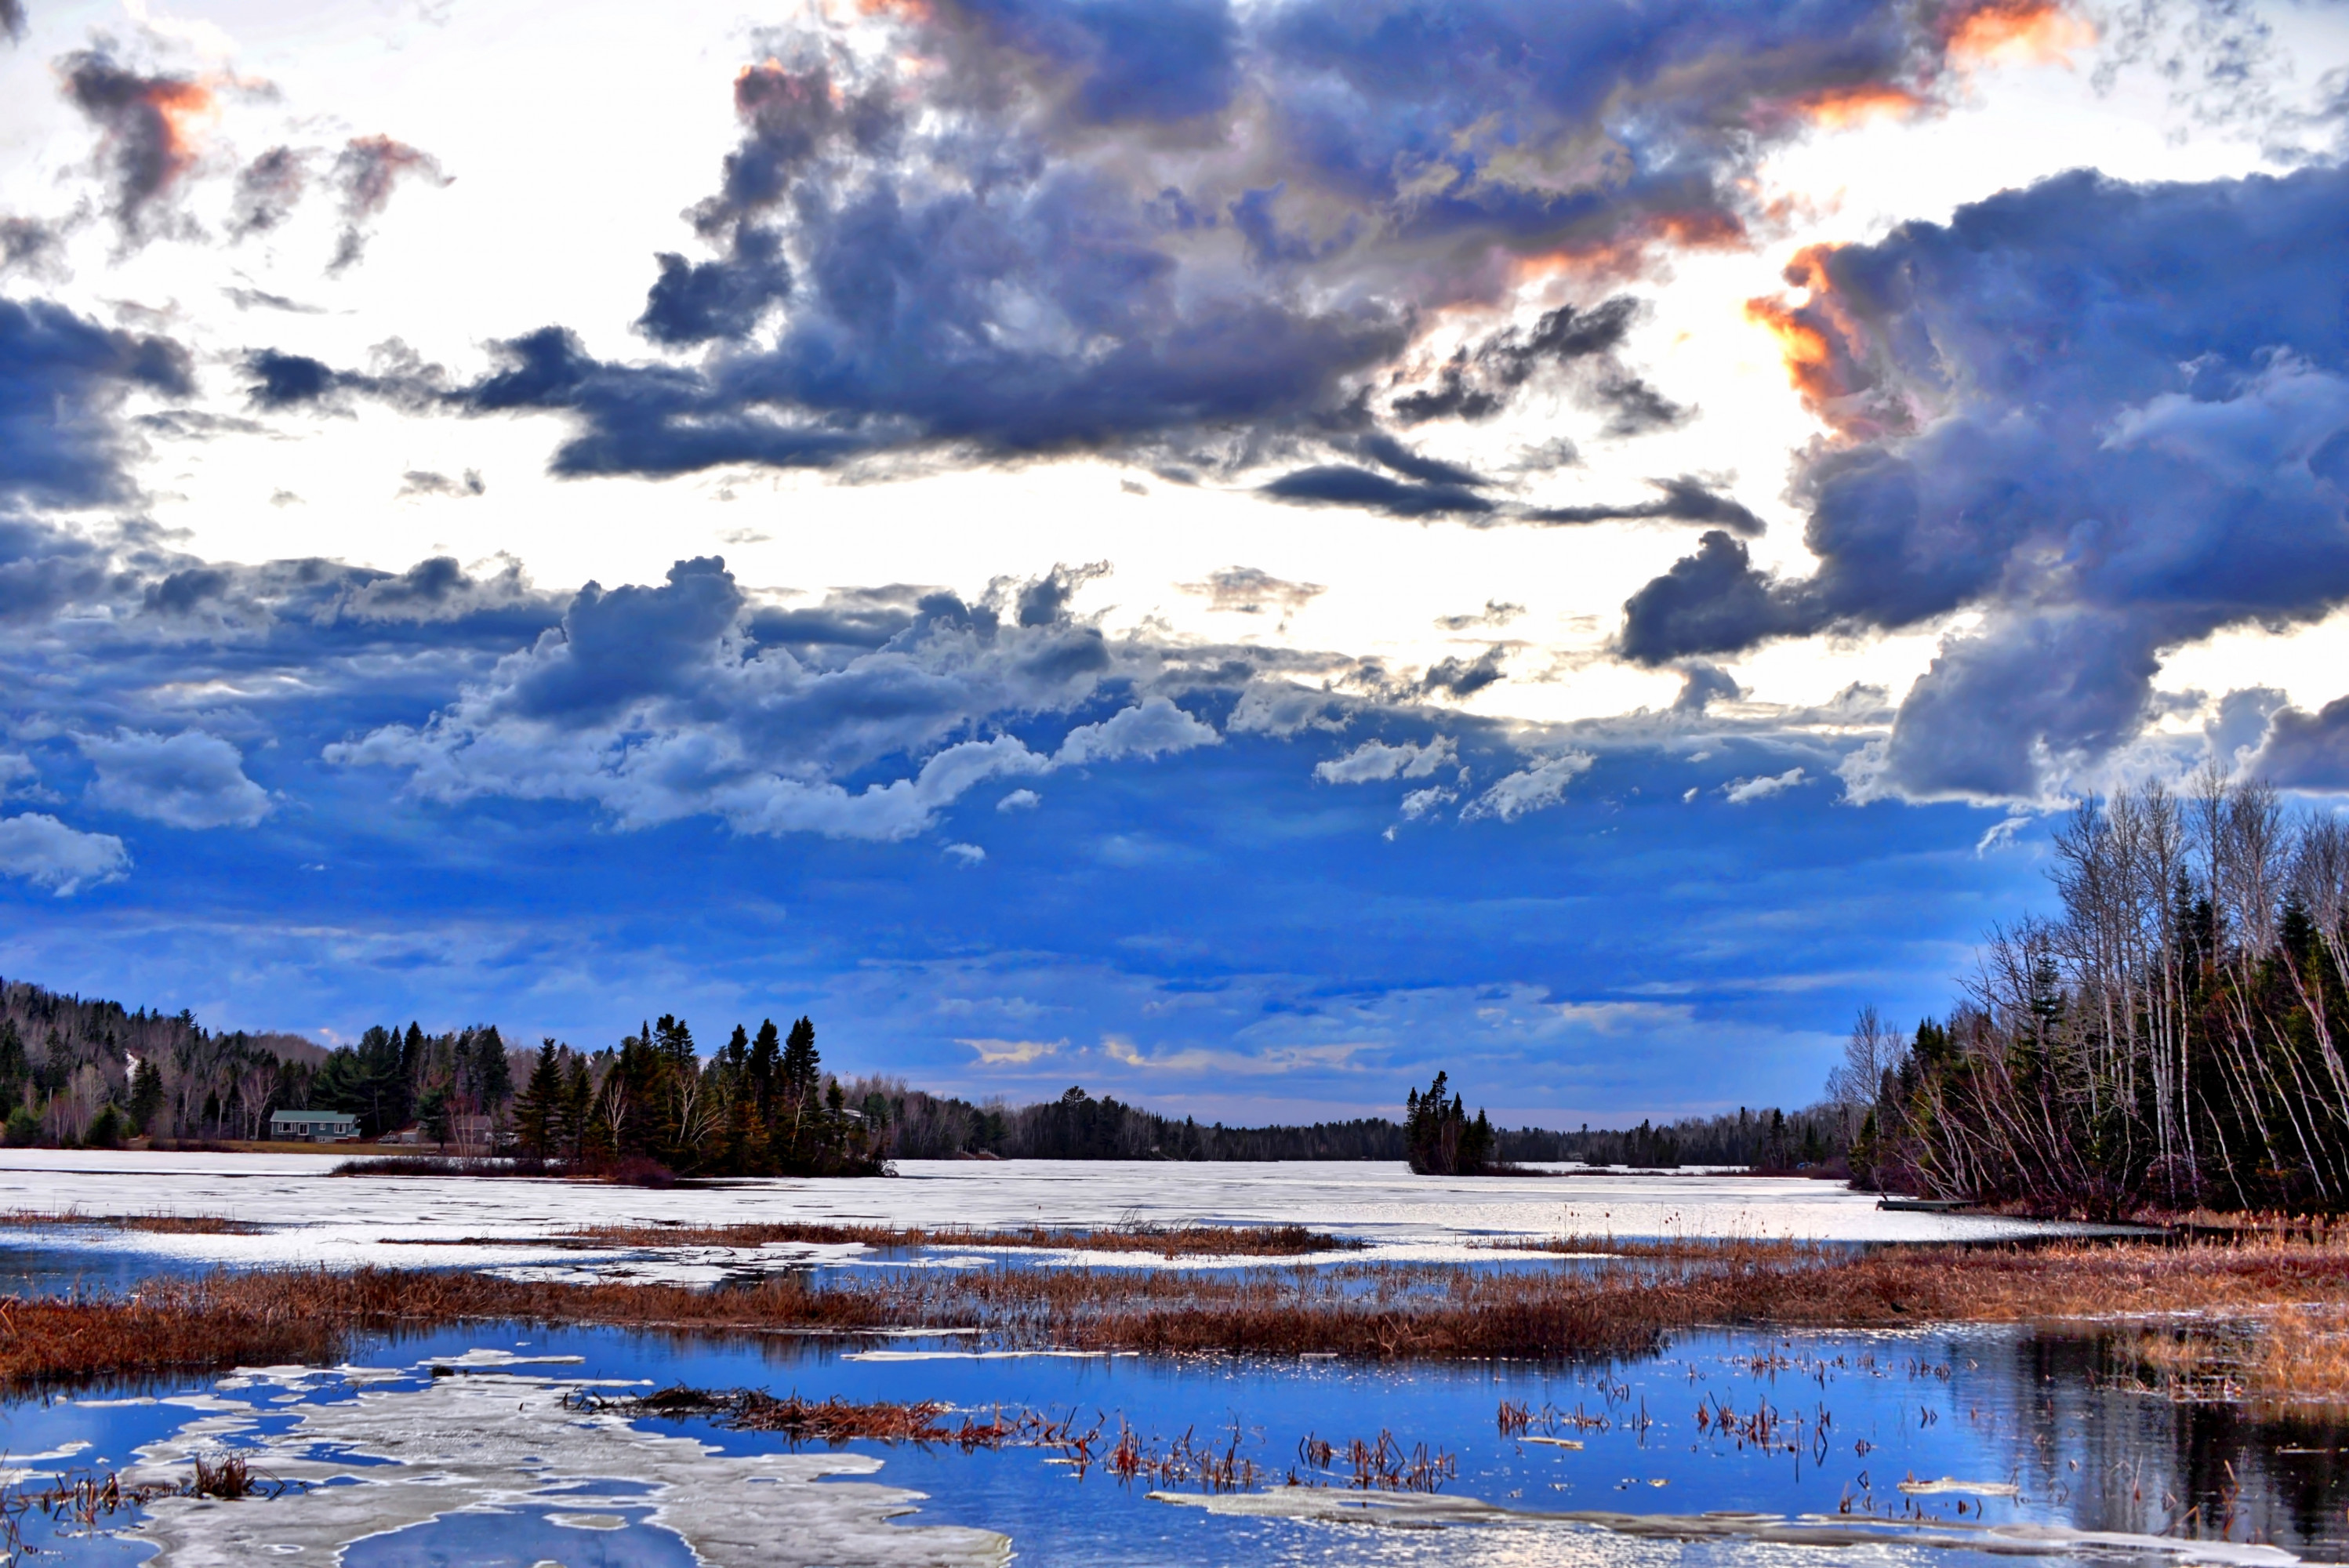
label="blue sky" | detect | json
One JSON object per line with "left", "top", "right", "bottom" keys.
{"left": 2, "top": 0, "right": 2347, "bottom": 1121}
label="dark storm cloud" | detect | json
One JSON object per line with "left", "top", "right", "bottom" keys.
{"left": 1617, "top": 162, "right": 2349, "bottom": 800}
{"left": 746, "top": 586, "right": 930, "bottom": 655}
{"left": 354, "top": 0, "right": 2050, "bottom": 478}
{"left": 2250, "top": 696, "right": 2349, "bottom": 791}
{"left": 57, "top": 48, "right": 215, "bottom": 236}
{"left": 1529, "top": 477, "right": 1762, "bottom": 534}
{"left": 1260, "top": 464, "right": 1494, "bottom": 517}
{"left": 639, "top": 227, "right": 793, "bottom": 347}
{"left": 1353, "top": 432, "right": 1486, "bottom": 488}
{"left": 1389, "top": 298, "right": 1637, "bottom": 424}
{"left": 1673, "top": 662, "right": 1741, "bottom": 713}
{"left": 1, "top": 295, "right": 192, "bottom": 510}
{"left": 1420, "top": 645, "right": 1507, "bottom": 699}
{"left": 2, "top": 0, "right": 24, "bottom": 44}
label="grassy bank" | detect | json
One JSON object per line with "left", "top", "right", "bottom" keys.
{"left": 5, "top": 1236, "right": 2348, "bottom": 1392}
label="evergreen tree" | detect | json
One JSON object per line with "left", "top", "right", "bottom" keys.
{"left": 127, "top": 1058, "right": 164, "bottom": 1133}
{"left": 514, "top": 1040, "right": 561, "bottom": 1159}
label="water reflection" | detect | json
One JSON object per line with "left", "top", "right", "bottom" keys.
{"left": 0, "top": 1317, "right": 2341, "bottom": 1565}
{"left": 1955, "top": 1331, "right": 2349, "bottom": 1552}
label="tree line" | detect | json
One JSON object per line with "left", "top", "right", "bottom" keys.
{"left": 1832, "top": 772, "right": 2349, "bottom": 1218}
{"left": 3, "top": 975, "right": 1864, "bottom": 1180}
{"left": 0, "top": 978, "right": 320, "bottom": 1148}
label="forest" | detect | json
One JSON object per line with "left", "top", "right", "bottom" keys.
{"left": 0, "top": 971, "right": 1853, "bottom": 1175}
{"left": 1832, "top": 772, "right": 2349, "bottom": 1218}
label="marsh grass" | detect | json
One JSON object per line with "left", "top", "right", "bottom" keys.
{"left": 0, "top": 1210, "right": 263, "bottom": 1236}
{"left": 2118, "top": 1305, "right": 2349, "bottom": 1410}
{"left": 6, "top": 1236, "right": 2349, "bottom": 1388}
{"left": 557, "top": 1220, "right": 1354, "bottom": 1257}
{"left": 376, "top": 1220, "right": 1352, "bottom": 1258}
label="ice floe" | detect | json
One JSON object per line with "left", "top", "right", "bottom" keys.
{"left": 124, "top": 1367, "right": 1008, "bottom": 1568}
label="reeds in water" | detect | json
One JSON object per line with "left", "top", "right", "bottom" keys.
{"left": 8, "top": 1233, "right": 2349, "bottom": 1387}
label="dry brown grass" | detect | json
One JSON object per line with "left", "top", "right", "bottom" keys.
{"left": 0, "top": 1210, "right": 263, "bottom": 1235}
{"left": 2119, "top": 1304, "right": 2349, "bottom": 1410}
{"left": 5, "top": 1236, "right": 2348, "bottom": 1387}
{"left": 561, "top": 1220, "right": 1352, "bottom": 1258}
{"left": 385, "top": 1220, "right": 1352, "bottom": 1258}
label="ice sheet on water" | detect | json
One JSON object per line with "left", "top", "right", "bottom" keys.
{"left": 0, "top": 1150, "right": 2120, "bottom": 1287}
{"left": 1152, "top": 1488, "right": 2304, "bottom": 1563}
{"left": 125, "top": 1367, "right": 1009, "bottom": 1568}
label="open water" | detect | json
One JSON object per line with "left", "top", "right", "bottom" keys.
{"left": 0, "top": 1152, "right": 2329, "bottom": 1567}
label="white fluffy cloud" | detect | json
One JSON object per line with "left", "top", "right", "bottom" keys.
{"left": 79, "top": 729, "right": 273, "bottom": 829}
{"left": 0, "top": 812, "right": 130, "bottom": 895}
{"left": 1461, "top": 752, "right": 1594, "bottom": 822}
{"left": 1314, "top": 736, "right": 1457, "bottom": 785}
{"left": 1723, "top": 767, "right": 1806, "bottom": 804}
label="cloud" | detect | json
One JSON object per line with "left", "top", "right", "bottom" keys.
{"left": 326, "top": 557, "right": 1221, "bottom": 841}
{"left": 1398, "top": 784, "right": 1455, "bottom": 820}
{"left": 227, "top": 144, "right": 307, "bottom": 239}
{"left": 1390, "top": 299, "right": 1638, "bottom": 423}
{"left": 1723, "top": 766, "right": 1805, "bottom": 804}
{"left": 1435, "top": 601, "right": 1522, "bottom": 631}
{"left": 1054, "top": 695, "right": 1222, "bottom": 766}
{"left": 329, "top": 135, "right": 451, "bottom": 271}
{"left": 2, "top": 0, "right": 23, "bottom": 44}
{"left": 1674, "top": 662, "right": 1742, "bottom": 713}
{"left": 1261, "top": 465, "right": 1493, "bottom": 517}
{"left": 1180, "top": 565, "right": 1325, "bottom": 616}
{"left": 258, "top": 0, "right": 2048, "bottom": 480}
{"left": 1419, "top": 646, "right": 1506, "bottom": 699}
{"left": 2, "top": 295, "right": 194, "bottom": 514}
{"left": 997, "top": 788, "right": 1042, "bottom": 811}
{"left": 1461, "top": 751, "right": 1593, "bottom": 822}
{"left": 1620, "top": 162, "right": 2349, "bottom": 802}
{"left": 58, "top": 48, "right": 216, "bottom": 237}
{"left": 2249, "top": 695, "right": 2349, "bottom": 789}
{"left": 79, "top": 728, "right": 272, "bottom": 828}
{"left": 0, "top": 811, "right": 129, "bottom": 894}
{"left": 1315, "top": 735, "right": 1455, "bottom": 785}
{"left": 943, "top": 841, "right": 986, "bottom": 865}
{"left": 1527, "top": 476, "right": 1763, "bottom": 535}
{"left": 961, "top": 1036, "right": 1064, "bottom": 1066}
{"left": 1, "top": 216, "right": 63, "bottom": 278}
{"left": 398, "top": 467, "right": 485, "bottom": 499}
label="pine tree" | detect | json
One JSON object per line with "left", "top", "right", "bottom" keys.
{"left": 515, "top": 1040, "right": 561, "bottom": 1159}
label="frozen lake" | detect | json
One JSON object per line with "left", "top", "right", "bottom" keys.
{"left": 0, "top": 1152, "right": 2316, "bottom": 1568}
{"left": 0, "top": 1152, "right": 2115, "bottom": 1285}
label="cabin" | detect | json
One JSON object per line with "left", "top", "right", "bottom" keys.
{"left": 268, "top": 1109, "right": 360, "bottom": 1142}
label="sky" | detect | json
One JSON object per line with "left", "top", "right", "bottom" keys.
{"left": 2, "top": 0, "right": 2347, "bottom": 1125}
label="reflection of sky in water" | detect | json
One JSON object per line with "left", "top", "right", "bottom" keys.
{"left": 0, "top": 1316, "right": 2338, "bottom": 1567}
{"left": 343, "top": 1504, "right": 697, "bottom": 1568}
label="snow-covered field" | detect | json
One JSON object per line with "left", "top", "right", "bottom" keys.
{"left": 0, "top": 1151, "right": 2115, "bottom": 1285}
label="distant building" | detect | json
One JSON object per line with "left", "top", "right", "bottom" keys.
{"left": 269, "top": 1109, "right": 359, "bottom": 1142}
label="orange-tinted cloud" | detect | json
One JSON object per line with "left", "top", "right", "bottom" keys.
{"left": 1943, "top": 0, "right": 2094, "bottom": 67}
{"left": 1507, "top": 208, "right": 1747, "bottom": 286}
{"left": 1795, "top": 82, "right": 1924, "bottom": 129}
{"left": 1746, "top": 244, "right": 1882, "bottom": 434}
{"left": 58, "top": 51, "right": 218, "bottom": 227}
